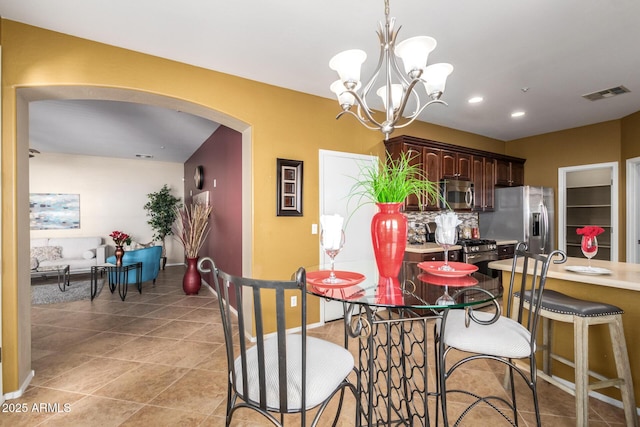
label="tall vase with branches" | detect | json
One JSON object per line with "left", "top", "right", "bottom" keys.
{"left": 144, "top": 185, "right": 182, "bottom": 267}
{"left": 173, "top": 202, "right": 213, "bottom": 294}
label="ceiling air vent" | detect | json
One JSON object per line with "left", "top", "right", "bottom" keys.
{"left": 582, "top": 85, "right": 630, "bottom": 101}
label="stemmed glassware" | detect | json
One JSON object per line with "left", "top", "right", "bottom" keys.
{"left": 581, "top": 235, "right": 598, "bottom": 270}
{"left": 435, "top": 226, "right": 458, "bottom": 271}
{"left": 435, "top": 285, "right": 455, "bottom": 305}
{"left": 320, "top": 229, "right": 345, "bottom": 283}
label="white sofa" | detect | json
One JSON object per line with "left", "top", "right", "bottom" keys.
{"left": 30, "top": 237, "right": 106, "bottom": 273}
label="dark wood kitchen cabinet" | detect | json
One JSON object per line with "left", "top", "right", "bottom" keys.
{"left": 472, "top": 156, "right": 496, "bottom": 211}
{"left": 386, "top": 141, "right": 442, "bottom": 211}
{"left": 495, "top": 158, "right": 525, "bottom": 187}
{"left": 441, "top": 150, "right": 472, "bottom": 180}
{"left": 385, "top": 135, "right": 525, "bottom": 211}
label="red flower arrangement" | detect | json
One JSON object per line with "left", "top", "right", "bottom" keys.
{"left": 576, "top": 226, "right": 605, "bottom": 238}
{"left": 109, "top": 230, "right": 131, "bottom": 246}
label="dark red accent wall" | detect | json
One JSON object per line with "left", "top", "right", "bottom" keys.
{"left": 185, "top": 126, "right": 243, "bottom": 305}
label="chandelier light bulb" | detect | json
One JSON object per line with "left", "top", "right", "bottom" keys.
{"left": 376, "top": 84, "right": 404, "bottom": 111}
{"left": 395, "top": 36, "right": 437, "bottom": 77}
{"left": 330, "top": 80, "right": 360, "bottom": 109}
{"left": 329, "top": 49, "right": 367, "bottom": 86}
{"left": 422, "top": 63, "right": 454, "bottom": 99}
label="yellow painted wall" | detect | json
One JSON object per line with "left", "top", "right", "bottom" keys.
{"left": 0, "top": 20, "right": 503, "bottom": 392}
{"left": 505, "top": 120, "right": 621, "bottom": 188}
{"left": 621, "top": 110, "right": 640, "bottom": 160}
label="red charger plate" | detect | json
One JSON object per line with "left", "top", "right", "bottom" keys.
{"left": 310, "top": 285, "right": 365, "bottom": 300}
{"left": 306, "top": 270, "right": 366, "bottom": 288}
{"left": 417, "top": 261, "right": 478, "bottom": 278}
{"left": 418, "top": 273, "right": 479, "bottom": 287}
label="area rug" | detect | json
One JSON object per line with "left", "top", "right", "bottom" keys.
{"left": 31, "top": 274, "right": 106, "bottom": 305}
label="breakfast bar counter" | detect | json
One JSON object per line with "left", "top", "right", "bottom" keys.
{"left": 489, "top": 256, "right": 640, "bottom": 408}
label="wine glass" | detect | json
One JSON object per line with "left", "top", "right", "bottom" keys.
{"left": 435, "top": 285, "right": 455, "bottom": 305}
{"left": 435, "top": 226, "right": 458, "bottom": 271}
{"left": 320, "top": 229, "right": 345, "bottom": 283}
{"left": 581, "top": 235, "right": 598, "bottom": 270}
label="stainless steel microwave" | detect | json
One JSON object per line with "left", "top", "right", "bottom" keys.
{"left": 439, "top": 179, "right": 474, "bottom": 210}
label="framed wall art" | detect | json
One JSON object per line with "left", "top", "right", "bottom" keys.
{"left": 30, "top": 193, "right": 80, "bottom": 230}
{"left": 276, "top": 158, "right": 303, "bottom": 216}
{"left": 193, "top": 190, "right": 210, "bottom": 207}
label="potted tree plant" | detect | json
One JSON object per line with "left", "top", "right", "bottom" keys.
{"left": 350, "top": 151, "right": 442, "bottom": 295}
{"left": 144, "top": 185, "right": 182, "bottom": 269}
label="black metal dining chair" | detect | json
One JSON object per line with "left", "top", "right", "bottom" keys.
{"left": 197, "top": 257, "right": 358, "bottom": 427}
{"left": 435, "top": 242, "right": 566, "bottom": 426}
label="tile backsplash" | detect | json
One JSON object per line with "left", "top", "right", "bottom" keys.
{"left": 405, "top": 211, "right": 479, "bottom": 244}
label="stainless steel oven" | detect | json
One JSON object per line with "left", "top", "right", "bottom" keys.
{"left": 458, "top": 239, "right": 502, "bottom": 304}
{"left": 439, "top": 179, "right": 474, "bottom": 210}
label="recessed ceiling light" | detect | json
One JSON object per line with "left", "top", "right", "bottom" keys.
{"left": 135, "top": 154, "right": 154, "bottom": 159}
{"left": 468, "top": 96, "right": 483, "bottom": 104}
{"left": 511, "top": 111, "right": 525, "bottom": 118}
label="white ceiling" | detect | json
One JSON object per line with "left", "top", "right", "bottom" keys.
{"left": 4, "top": 0, "right": 640, "bottom": 162}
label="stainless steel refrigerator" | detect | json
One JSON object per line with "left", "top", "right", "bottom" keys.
{"left": 479, "top": 186, "right": 554, "bottom": 254}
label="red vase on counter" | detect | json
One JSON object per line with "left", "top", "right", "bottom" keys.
{"left": 371, "top": 202, "right": 407, "bottom": 289}
{"left": 183, "top": 257, "right": 202, "bottom": 295}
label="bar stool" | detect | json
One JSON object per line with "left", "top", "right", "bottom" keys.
{"left": 514, "top": 289, "right": 638, "bottom": 427}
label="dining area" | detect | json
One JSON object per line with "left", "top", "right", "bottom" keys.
{"left": 194, "top": 203, "right": 640, "bottom": 427}
{"left": 189, "top": 181, "right": 639, "bottom": 427}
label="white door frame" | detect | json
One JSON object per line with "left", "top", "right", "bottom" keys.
{"left": 626, "top": 156, "right": 640, "bottom": 263}
{"left": 558, "top": 161, "right": 618, "bottom": 261}
{"left": 319, "top": 149, "right": 377, "bottom": 323}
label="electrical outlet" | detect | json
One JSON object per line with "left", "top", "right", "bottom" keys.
{"left": 311, "top": 224, "right": 318, "bottom": 234}
{"left": 290, "top": 296, "right": 297, "bottom": 307}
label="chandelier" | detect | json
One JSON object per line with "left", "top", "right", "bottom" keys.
{"left": 329, "top": 0, "right": 454, "bottom": 140}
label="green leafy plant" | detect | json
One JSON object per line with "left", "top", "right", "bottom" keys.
{"left": 350, "top": 151, "right": 443, "bottom": 208}
{"left": 144, "top": 185, "right": 182, "bottom": 257}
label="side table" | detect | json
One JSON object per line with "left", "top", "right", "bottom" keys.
{"left": 30, "top": 264, "right": 70, "bottom": 292}
{"left": 91, "top": 262, "right": 142, "bottom": 301}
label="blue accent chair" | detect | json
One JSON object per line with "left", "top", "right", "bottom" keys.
{"left": 106, "top": 245, "right": 162, "bottom": 285}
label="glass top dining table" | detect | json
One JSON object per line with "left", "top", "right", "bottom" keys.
{"left": 304, "top": 259, "right": 502, "bottom": 426}
{"left": 305, "top": 259, "right": 501, "bottom": 312}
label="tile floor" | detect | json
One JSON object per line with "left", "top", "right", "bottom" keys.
{"left": 2, "top": 266, "right": 635, "bottom": 426}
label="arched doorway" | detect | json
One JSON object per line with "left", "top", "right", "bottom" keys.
{"left": 11, "top": 85, "right": 253, "bottom": 397}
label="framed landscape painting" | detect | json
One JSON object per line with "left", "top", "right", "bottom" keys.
{"left": 30, "top": 193, "right": 80, "bottom": 230}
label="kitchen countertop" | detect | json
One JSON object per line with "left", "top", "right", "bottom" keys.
{"left": 405, "top": 240, "right": 518, "bottom": 254}
{"left": 489, "top": 256, "right": 640, "bottom": 292}
{"left": 405, "top": 243, "right": 462, "bottom": 254}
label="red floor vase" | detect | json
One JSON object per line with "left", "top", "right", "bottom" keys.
{"left": 371, "top": 202, "right": 407, "bottom": 289}
{"left": 183, "top": 257, "right": 202, "bottom": 295}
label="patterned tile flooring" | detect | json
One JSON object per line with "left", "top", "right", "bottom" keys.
{"left": 2, "top": 266, "right": 634, "bottom": 426}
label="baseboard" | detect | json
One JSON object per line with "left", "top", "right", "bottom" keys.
{"left": 3, "top": 369, "right": 35, "bottom": 401}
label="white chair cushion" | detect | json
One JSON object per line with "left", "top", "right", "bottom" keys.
{"left": 442, "top": 310, "right": 534, "bottom": 359}
{"left": 234, "top": 334, "right": 354, "bottom": 411}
